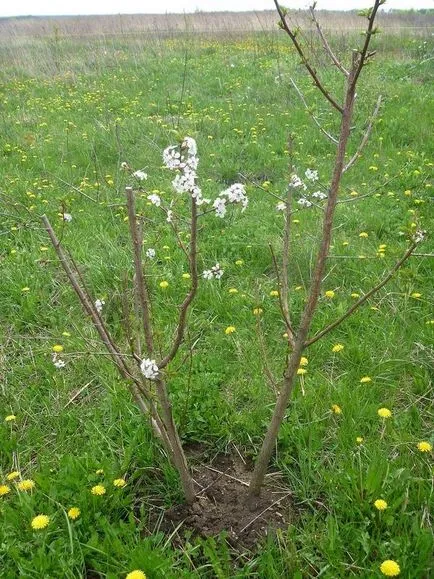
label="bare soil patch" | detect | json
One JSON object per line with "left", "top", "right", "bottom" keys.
{"left": 153, "top": 450, "right": 292, "bottom": 549}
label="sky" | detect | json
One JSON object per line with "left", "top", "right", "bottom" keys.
{"left": 1, "top": 0, "right": 432, "bottom": 17}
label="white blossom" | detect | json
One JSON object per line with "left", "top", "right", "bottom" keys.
{"left": 172, "top": 169, "right": 196, "bottom": 194}
{"left": 52, "top": 354, "right": 66, "bottom": 369}
{"left": 312, "top": 190, "right": 327, "bottom": 200}
{"left": 146, "top": 248, "right": 156, "bottom": 259}
{"left": 166, "top": 210, "right": 173, "bottom": 223}
{"left": 297, "top": 198, "right": 312, "bottom": 208}
{"left": 202, "top": 263, "right": 224, "bottom": 280}
{"left": 276, "top": 202, "right": 286, "bottom": 211}
{"left": 147, "top": 194, "right": 161, "bottom": 207}
{"left": 163, "top": 146, "right": 181, "bottom": 170}
{"left": 121, "top": 161, "right": 129, "bottom": 170}
{"left": 414, "top": 230, "right": 426, "bottom": 243}
{"left": 289, "top": 174, "right": 304, "bottom": 189}
{"left": 63, "top": 213, "right": 72, "bottom": 222}
{"left": 140, "top": 358, "right": 159, "bottom": 380}
{"left": 95, "top": 299, "right": 105, "bottom": 313}
{"left": 213, "top": 197, "right": 227, "bottom": 218}
{"left": 133, "top": 170, "right": 147, "bottom": 181}
{"left": 305, "top": 168, "right": 319, "bottom": 182}
{"left": 182, "top": 136, "right": 197, "bottom": 158}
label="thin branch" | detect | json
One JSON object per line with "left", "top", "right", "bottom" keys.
{"left": 47, "top": 173, "right": 98, "bottom": 203}
{"left": 158, "top": 198, "right": 199, "bottom": 370}
{"left": 304, "top": 241, "right": 418, "bottom": 347}
{"left": 309, "top": 4, "right": 349, "bottom": 77}
{"left": 343, "top": 94, "right": 382, "bottom": 173}
{"left": 351, "top": 0, "right": 383, "bottom": 89}
{"left": 125, "top": 186, "right": 154, "bottom": 355}
{"left": 290, "top": 78, "right": 339, "bottom": 145}
{"left": 274, "top": 0, "right": 344, "bottom": 114}
{"left": 269, "top": 244, "right": 295, "bottom": 343}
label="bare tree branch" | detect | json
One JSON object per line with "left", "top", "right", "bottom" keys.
{"left": 125, "top": 186, "right": 154, "bottom": 355}
{"left": 343, "top": 94, "right": 382, "bottom": 173}
{"left": 309, "top": 4, "right": 349, "bottom": 77}
{"left": 158, "top": 198, "right": 199, "bottom": 370}
{"left": 290, "top": 78, "right": 339, "bottom": 144}
{"left": 274, "top": 0, "right": 344, "bottom": 114}
{"left": 305, "top": 241, "right": 418, "bottom": 347}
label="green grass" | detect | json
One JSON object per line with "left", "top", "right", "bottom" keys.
{"left": 0, "top": 26, "right": 433, "bottom": 578}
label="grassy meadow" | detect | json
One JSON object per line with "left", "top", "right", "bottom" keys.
{"left": 0, "top": 12, "right": 433, "bottom": 578}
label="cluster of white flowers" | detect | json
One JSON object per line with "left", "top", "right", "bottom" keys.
{"left": 147, "top": 194, "right": 161, "bottom": 207}
{"left": 305, "top": 168, "right": 319, "bottom": 182}
{"left": 63, "top": 213, "right": 73, "bottom": 222}
{"left": 52, "top": 353, "right": 66, "bottom": 369}
{"left": 145, "top": 248, "right": 156, "bottom": 259}
{"left": 202, "top": 263, "right": 224, "bottom": 280}
{"left": 312, "top": 190, "right": 327, "bottom": 200}
{"left": 133, "top": 170, "right": 147, "bottom": 181}
{"left": 140, "top": 358, "right": 159, "bottom": 380}
{"left": 284, "top": 169, "right": 327, "bottom": 210}
{"left": 213, "top": 183, "right": 248, "bottom": 218}
{"left": 162, "top": 137, "right": 209, "bottom": 206}
{"left": 95, "top": 299, "right": 105, "bottom": 313}
{"left": 414, "top": 230, "right": 426, "bottom": 244}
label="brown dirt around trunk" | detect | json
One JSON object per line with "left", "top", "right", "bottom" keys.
{"left": 154, "top": 450, "right": 293, "bottom": 549}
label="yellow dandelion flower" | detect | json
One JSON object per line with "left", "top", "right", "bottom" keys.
{"left": 52, "top": 344, "right": 64, "bottom": 353}
{"left": 351, "top": 292, "right": 360, "bottom": 299}
{"left": 374, "top": 499, "right": 388, "bottom": 511}
{"left": 181, "top": 273, "right": 190, "bottom": 279}
{"left": 297, "top": 368, "right": 307, "bottom": 376}
{"left": 332, "top": 344, "right": 344, "bottom": 353}
{"left": 325, "top": 290, "right": 335, "bottom": 298}
{"left": 356, "top": 437, "right": 364, "bottom": 444}
{"left": 113, "top": 478, "right": 127, "bottom": 488}
{"left": 31, "top": 514, "right": 50, "bottom": 530}
{"left": 6, "top": 471, "right": 20, "bottom": 481}
{"left": 342, "top": 241, "right": 349, "bottom": 246}
{"left": 225, "top": 326, "right": 236, "bottom": 335}
{"left": 91, "top": 485, "right": 106, "bottom": 496}
{"left": 299, "top": 357, "right": 308, "bottom": 367}
{"left": 228, "top": 288, "right": 238, "bottom": 294}
{"left": 68, "top": 507, "right": 81, "bottom": 520}
{"left": 17, "top": 479, "right": 35, "bottom": 492}
{"left": 253, "top": 308, "right": 263, "bottom": 316}
{"left": 331, "top": 404, "right": 342, "bottom": 415}
{"left": 359, "top": 232, "right": 369, "bottom": 238}
{"left": 235, "top": 259, "right": 244, "bottom": 266}
{"left": 410, "top": 292, "right": 421, "bottom": 299}
{"left": 5, "top": 415, "right": 16, "bottom": 422}
{"left": 21, "top": 287, "right": 30, "bottom": 292}
{"left": 126, "top": 571, "right": 147, "bottom": 579}
{"left": 159, "top": 281, "right": 169, "bottom": 289}
{"left": 380, "top": 560, "right": 400, "bottom": 576}
{"left": 360, "top": 376, "right": 372, "bottom": 383}
{"left": 294, "top": 285, "right": 303, "bottom": 291}
{"left": 0, "top": 485, "right": 11, "bottom": 497}
{"left": 417, "top": 441, "right": 432, "bottom": 453}
{"left": 269, "top": 290, "right": 279, "bottom": 297}
{"left": 95, "top": 469, "right": 104, "bottom": 475}
{"left": 378, "top": 408, "right": 392, "bottom": 419}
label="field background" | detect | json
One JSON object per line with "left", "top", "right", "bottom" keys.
{"left": 0, "top": 8, "right": 433, "bottom": 579}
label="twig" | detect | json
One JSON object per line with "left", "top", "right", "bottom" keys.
{"left": 290, "top": 78, "right": 339, "bottom": 145}
{"left": 63, "top": 379, "right": 95, "bottom": 409}
{"left": 158, "top": 199, "right": 198, "bottom": 370}
{"left": 47, "top": 173, "right": 97, "bottom": 203}
{"left": 125, "top": 186, "right": 154, "bottom": 355}
{"left": 305, "top": 241, "right": 418, "bottom": 347}
{"left": 274, "top": 0, "right": 344, "bottom": 114}
{"left": 309, "top": 4, "right": 349, "bottom": 77}
{"left": 343, "top": 94, "right": 382, "bottom": 173}
{"left": 270, "top": 245, "right": 295, "bottom": 344}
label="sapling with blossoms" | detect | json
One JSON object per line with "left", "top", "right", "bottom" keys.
{"left": 41, "top": 0, "right": 426, "bottom": 515}
{"left": 42, "top": 135, "right": 248, "bottom": 504}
